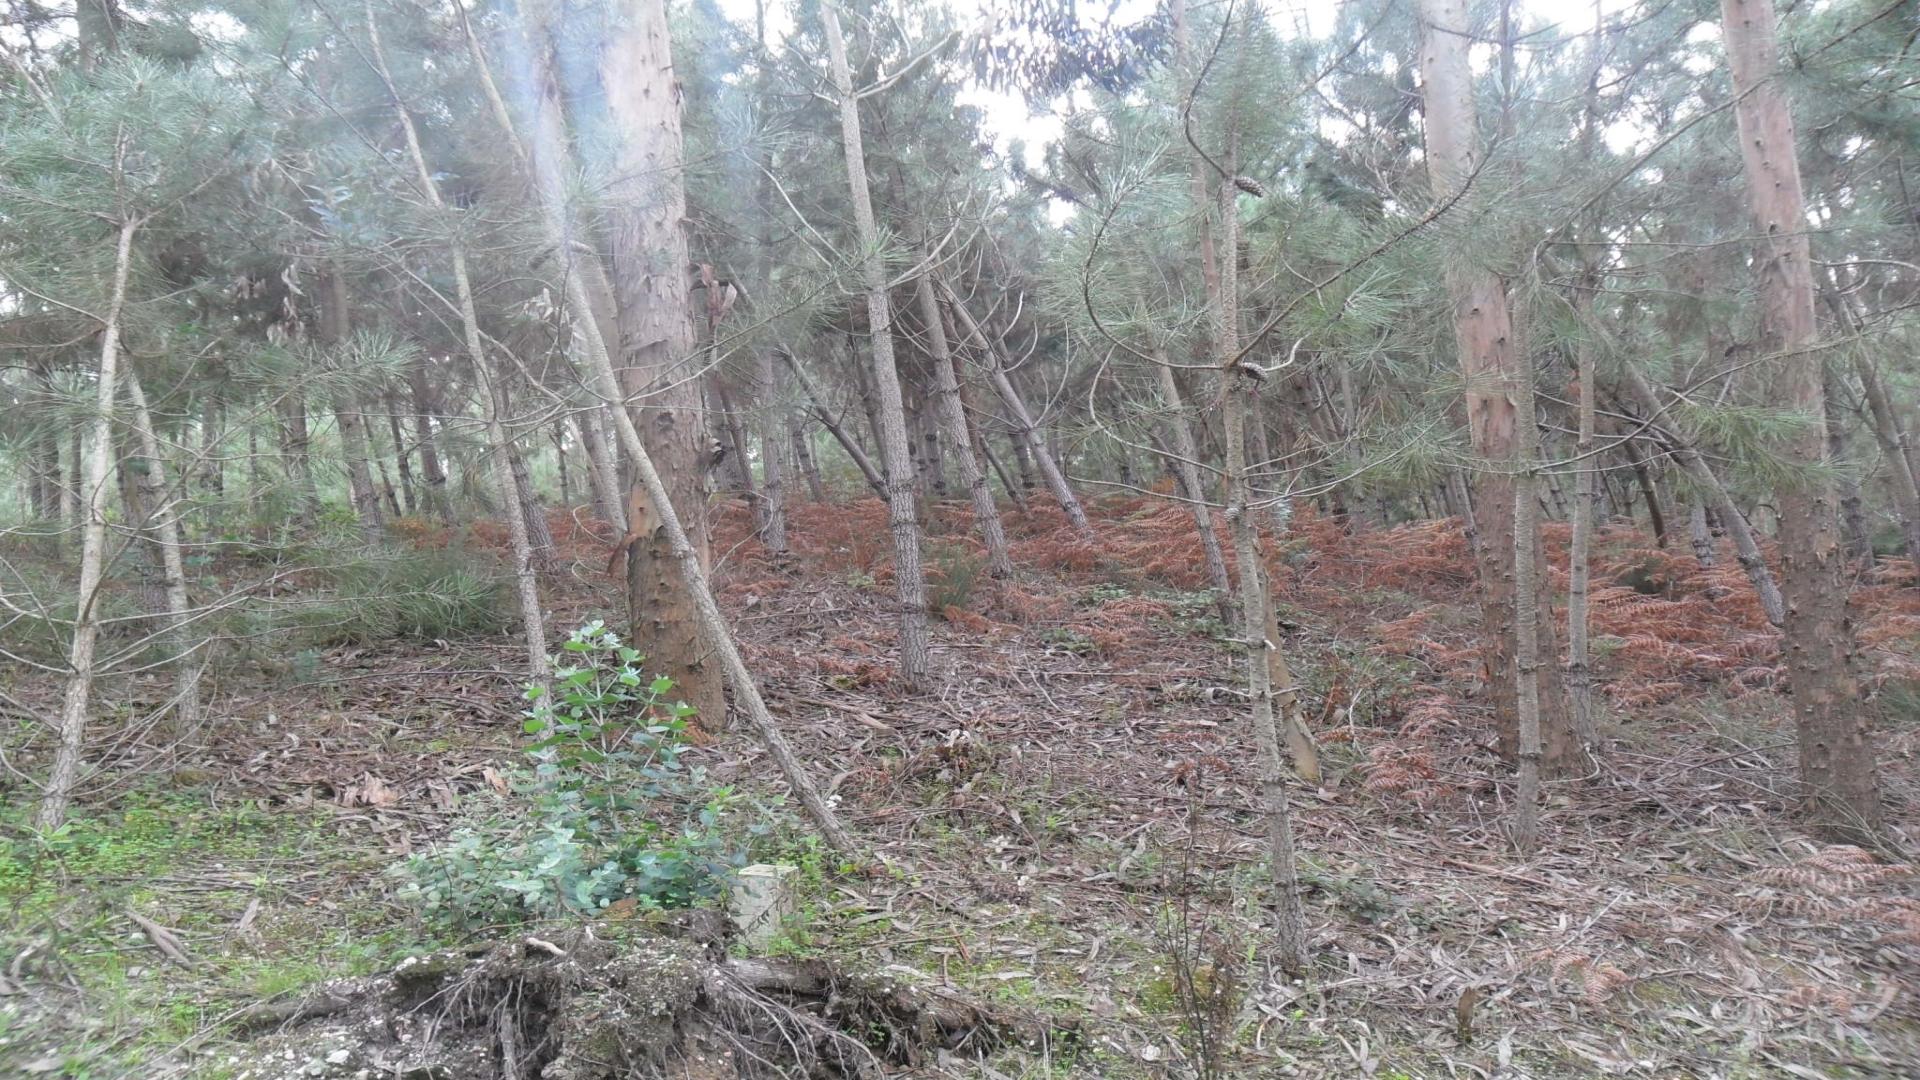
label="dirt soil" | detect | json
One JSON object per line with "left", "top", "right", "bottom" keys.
{"left": 3, "top": 495, "right": 1917, "bottom": 1078}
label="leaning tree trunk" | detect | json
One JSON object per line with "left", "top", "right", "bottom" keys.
{"left": 450, "top": 1, "right": 855, "bottom": 856}
{"left": 124, "top": 367, "right": 205, "bottom": 734}
{"left": 1720, "top": 0, "right": 1881, "bottom": 839}
{"left": 572, "top": 410, "right": 626, "bottom": 531}
{"left": 40, "top": 217, "right": 139, "bottom": 830}
{"left": 366, "top": 0, "right": 548, "bottom": 683}
{"left": 1153, "top": 352, "right": 1233, "bottom": 621}
{"left": 1418, "top": 0, "right": 1578, "bottom": 776}
{"left": 1621, "top": 367, "right": 1787, "bottom": 625}
{"left": 917, "top": 269, "right": 1014, "bottom": 577}
{"left": 785, "top": 350, "right": 886, "bottom": 498}
{"left": 822, "top": 2, "right": 931, "bottom": 687}
{"left": 937, "top": 279, "right": 1092, "bottom": 535}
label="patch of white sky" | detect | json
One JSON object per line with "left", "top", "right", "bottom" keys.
{"left": 711, "top": 0, "right": 1703, "bottom": 174}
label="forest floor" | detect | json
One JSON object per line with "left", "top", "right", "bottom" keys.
{"left": 2, "top": 495, "right": 1918, "bottom": 1078}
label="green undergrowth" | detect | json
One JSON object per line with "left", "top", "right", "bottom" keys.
{"left": 0, "top": 786, "right": 440, "bottom": 1077}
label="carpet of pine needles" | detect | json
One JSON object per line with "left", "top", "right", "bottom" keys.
{"left": 5, "top": 491, "right": 1918, "bottom": 1077}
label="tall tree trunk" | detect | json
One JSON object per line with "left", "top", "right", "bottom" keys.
{"left": 822, "top": 3, "right": 931, "bottom": 687}
{"left": 462, "top": 0, "right": 855, "bottom": 851}
{"left": 366, "top": 0, "right": 548, "bottom": 683}
{"left": 1720, "top": 0, "right": 1882, "bottom": 839}
{"left": 1510, "top": 332, "right": 1546, "bottom": 852}
{"left": 41, "top": 217, "right": 139, "bottom": 830}
{"left": 596, "top": 0, "right": 727, "bottom": 717}
{"left": 917, "top": 271, "right": 1014, "bottom": 577}
{"left": 1206, "top": 134, "right": 1307, "bottom": 975}
{"left": 1824, "top": 366, "right": 1871, "bottom": 565}
{"left": 937, "top": 280, "right": 1092, "bottom": 535}
{"left": 573, "top": 410, "right": 624, "bottom": 530}
{"left": 1418, "top": 0, "right": 1578, "bottom": 777}
{"left": 1566, "top": 277, "right": 1600, "bottom": 750}
{"left": 124, "top": 368, "right": 204, "bottom": 735}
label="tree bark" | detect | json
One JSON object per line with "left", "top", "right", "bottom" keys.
{"left": 455, "top": 4, "right": 857, "bottom": 855}
{"left": 822, "top": 3, "right": 931, "bottom": 687}
{"left": 1153, "top": 352, "right": 1234, "bottom": 621}
{"left": 1621, "top": 367, "right": 1787, "bottom": 625}
{"left": 1566, "top": 278, "right": 1600, "bottom": 750}
{"left": 597, "top": 0, "right": 728, "bottom": 717}
{"left": 1418, "top": 0, "right": 1578, "bottom": 776}
{"left": 784, "top": 350, "right": 886, "bottom": 498}
{"left": 1208, "top": 140, "right": 1308, "bottom": 975}
{"left": 1720, "top": 0, "right": 1882, "bottom": 839}
{"left": 406, "top": 360, "right": 451, "bottom": 524}
{"left": 917, "top": 270, "right": 1014, "bottom": 577}
{"left": 937, "top": 280, "right": 1092, "bottom": 535}
{"left": 40, "top": 217, "right": 139, "bottom": 830}
{"left": 321, "top": 270, "right": 385, "bottom": 545}
{"left": 384, "top": 388, "right": 416, "bottom": 516}
{"left": 124, "top": 367, "right": 205, "bottom": 735}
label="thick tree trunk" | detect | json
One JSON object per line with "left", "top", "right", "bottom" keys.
{"left": 1418, "top": 0, "right": 1578, "bottom": 777}
{"left": 1823, "top": 367, "right": 1872, "bottom": 565}
{"left": 916, "top": 271, "right": 1013, "bottom": 577}
{"left": 1720, "top": 0, "right": 1881, "bottom": 839}
{"left": 597, "top": 0, "right": 727, "bottom": 717}
{"left": 367, "top": 0, "right": 547, "bottom": 683}
{"left": 823, "top": 4, "right": 931, "bottom": 686}
{"left": 41, "top": 217, "right": 139, "bottom": 830}
{"left": 460, "top": 5, "right": 856, "bottom": 851}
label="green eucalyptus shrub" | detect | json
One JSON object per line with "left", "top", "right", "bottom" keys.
{"left": 394, "top": 623, "right": 744, "bottom": 930}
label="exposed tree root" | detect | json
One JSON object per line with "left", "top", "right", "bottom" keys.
{"left": 227, "top": 928, "right": 1065, "bottom": 1079}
